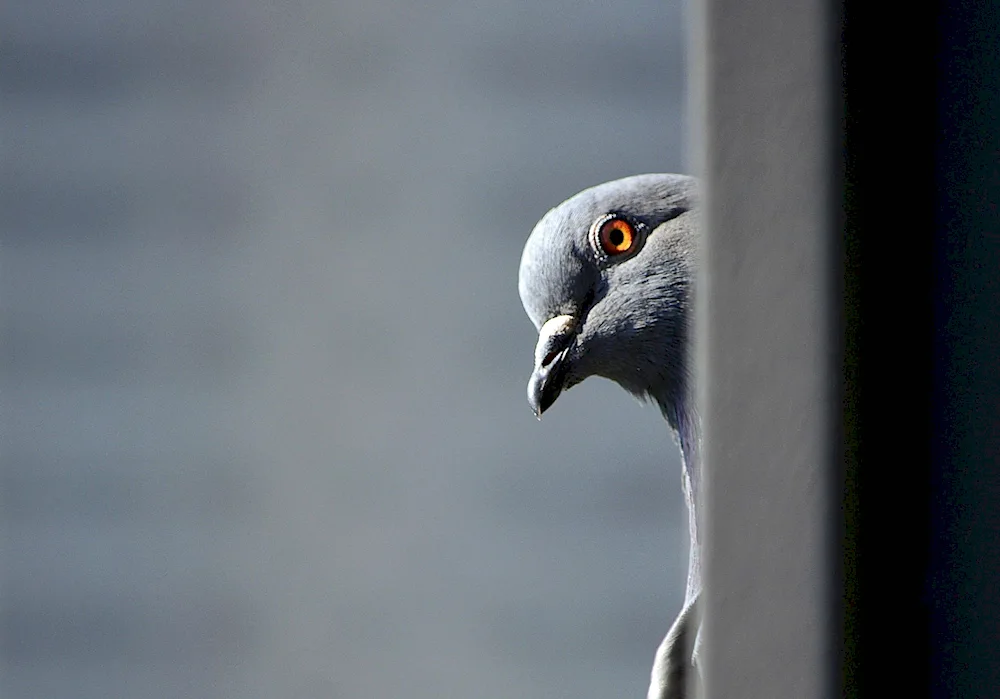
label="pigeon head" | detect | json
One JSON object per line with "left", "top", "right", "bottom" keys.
{"left": 518, "top": 174, "right": 699, "bottom": 427}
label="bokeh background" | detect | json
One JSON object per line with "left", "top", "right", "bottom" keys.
{"left": 2, "top": 1, "right": 689, "bottom": 697}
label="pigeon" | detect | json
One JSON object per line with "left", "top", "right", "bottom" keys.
{"left": 518, "top": 173, "right": 701, "bottom": 699}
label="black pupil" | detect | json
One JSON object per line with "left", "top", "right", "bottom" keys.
{"left": 608, "top": 226, "right": 625, "bottom": 247}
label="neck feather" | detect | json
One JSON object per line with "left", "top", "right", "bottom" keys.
{"left": 654, "top": 388, "right": 703, "bottom": 605}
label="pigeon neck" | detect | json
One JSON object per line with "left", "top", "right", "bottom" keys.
{"left": 655, "top": 391, "right": 702, "bottom": 493}
{"left": 656, "top": 391, "right": 703, "bottom": 605}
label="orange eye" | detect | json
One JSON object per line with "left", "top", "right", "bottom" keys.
{"left": 597, "top": 217, "right": 636, "bottom": 255}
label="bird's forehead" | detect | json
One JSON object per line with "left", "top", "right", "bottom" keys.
{"left": 517, "top": 208, "right": 594, "bottom": 329}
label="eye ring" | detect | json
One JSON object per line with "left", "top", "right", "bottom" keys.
{"left": 591, "top": 214, "right": 642, "bottom": 259}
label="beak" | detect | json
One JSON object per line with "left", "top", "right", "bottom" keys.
{"left": 527, "top": 315, "right": 577, "bottom": 418}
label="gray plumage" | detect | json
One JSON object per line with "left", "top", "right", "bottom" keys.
{"left": 518, "top": 174, "right": 702, "bottom": 699}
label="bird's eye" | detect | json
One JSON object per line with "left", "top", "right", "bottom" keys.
{"left": 596, "top": 217, "right": 637, "bottom": 256}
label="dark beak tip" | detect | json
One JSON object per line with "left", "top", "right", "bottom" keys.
{"left": 528, "top": 330, "right": 573, "bottom": 421}
{"left": 527, "top": 388, "right": 544, "bottom": 419}
{"left": 529, "top": 399, "right": 547, "bottom": 420}
{"left": 527, "top": 368, "right": 562, "bottom": 420}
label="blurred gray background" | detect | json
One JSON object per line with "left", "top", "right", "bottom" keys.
{"left": 2, "top": 1, "right": 689, "bottom": 697}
